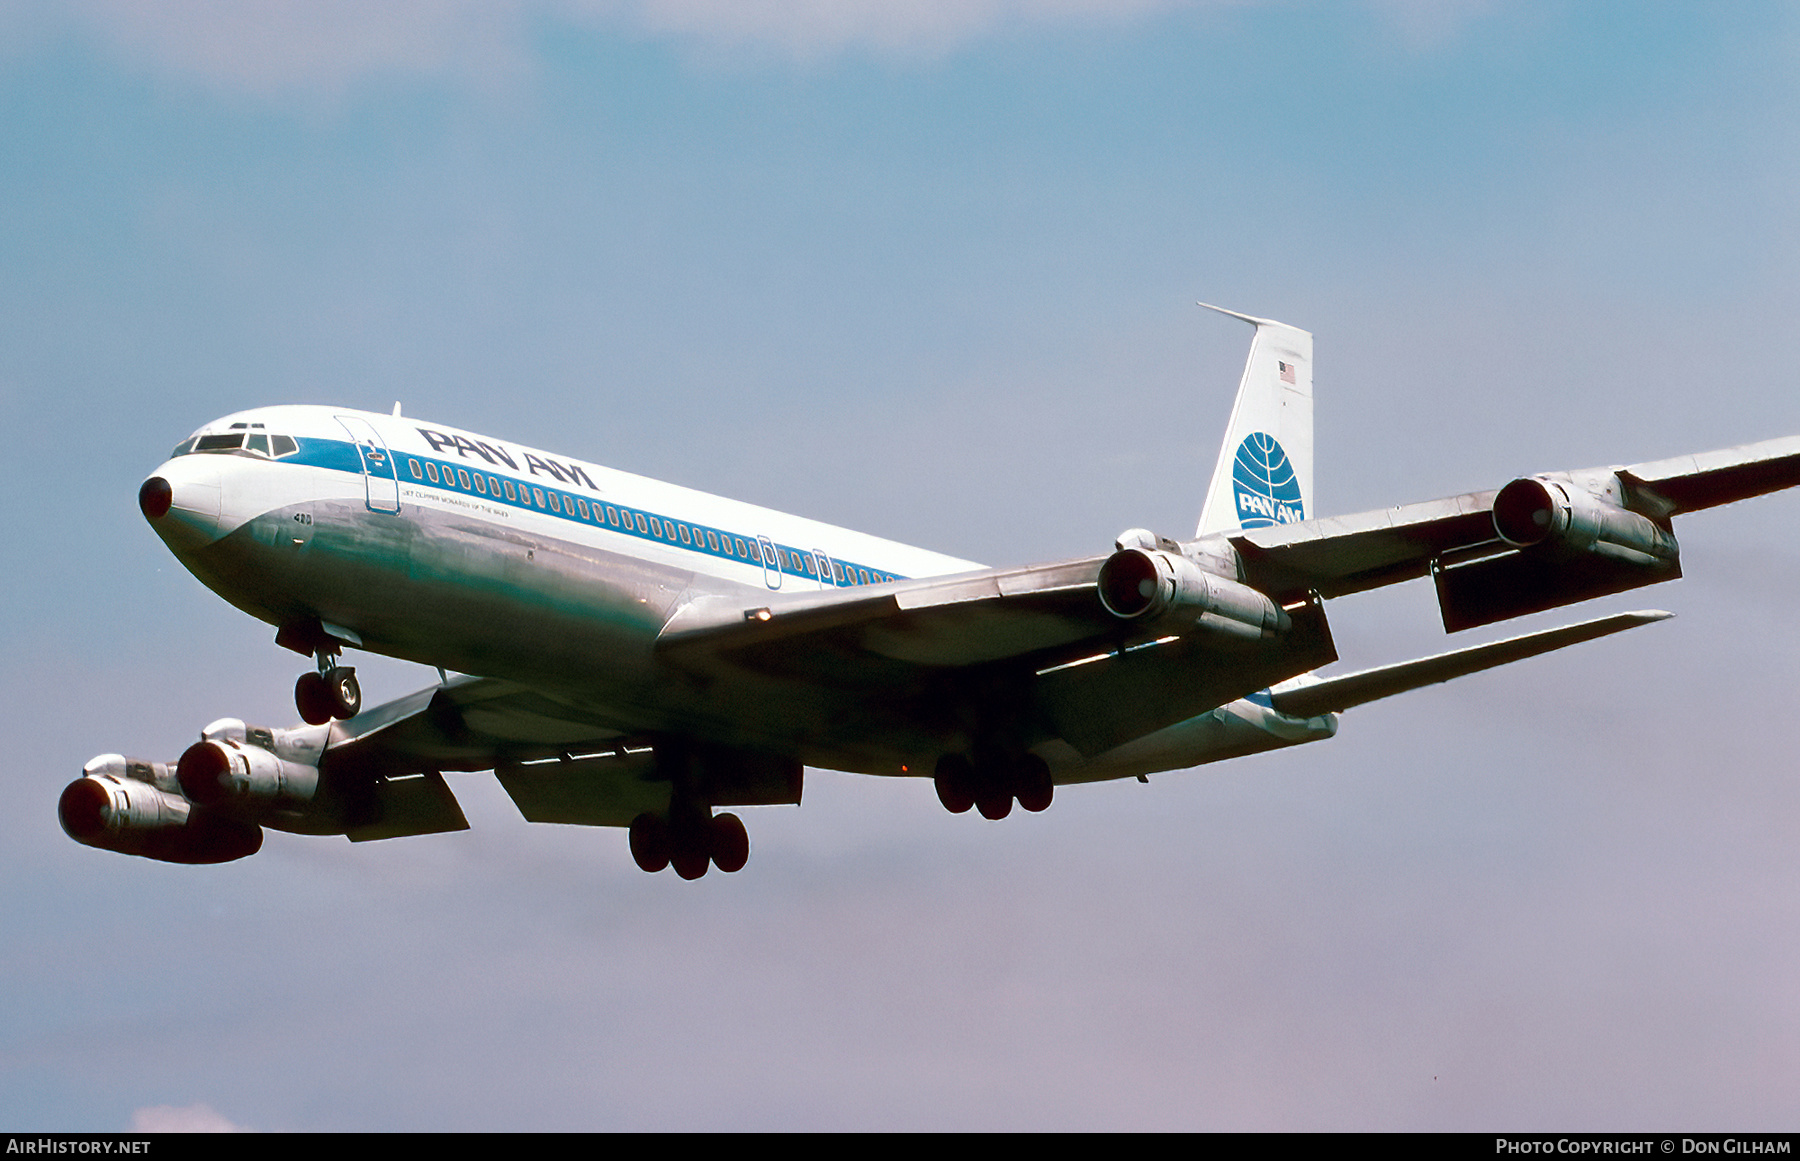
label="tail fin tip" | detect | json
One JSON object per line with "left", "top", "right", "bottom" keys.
{"left": 1196, "top": 301, "right": 1281, "bottom": 328}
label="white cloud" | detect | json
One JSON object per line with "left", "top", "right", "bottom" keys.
{"left": 16, "top": 0, "right": 1210, "bottom": 96}
{"left": 610, "top": 0, "right": 1196, "bottom": 60}
{"left": 129, "top": 1102, "right": 250, "bottom": 1132}
{"left": 1365, "top": 0, "right": 1497, "bottom": 52}
{"left": 4, "top": 0, "right": 1506, "bottom": 96}
{"left": 98, "top": 0, "right": 529, "bottom": 93}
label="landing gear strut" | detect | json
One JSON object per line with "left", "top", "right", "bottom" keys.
{"left": 278, "top": 620, "right": 362, "bottom": 725}
{"left": 624, "top": 738, "right": 769, "bottom": 878}
{"left": 934, "top": 750, "right": 1054, "bottom": 818}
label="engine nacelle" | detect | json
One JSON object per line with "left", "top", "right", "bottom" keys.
{"left": 176, "top": 718, "right": 322, "bottom": 808}
{"left": 60, "top": 757, "right": 262, "bottom": 865}
{"left": 1492, "top": 476, "right": 1677, "bottom": 566}
{"left": 1437, "top": 474, "right": 1683, "bottom": 632}
{"left": 1097, "top": 547, "right": 1290, "bottom": 641}
{"left": 77, "top": 752, "right": 178, "bottom": 792}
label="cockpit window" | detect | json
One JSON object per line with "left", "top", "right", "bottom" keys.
{"left": 171, "top": 431, "right": 299, "bottom": 458}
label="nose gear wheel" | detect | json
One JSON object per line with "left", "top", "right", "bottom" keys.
{"left": 295, "top": 666, "right": 360, "bottom": 723}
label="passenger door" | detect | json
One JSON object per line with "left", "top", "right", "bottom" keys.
{"left": 336, "top": 416, "right": 401, "bottom": 514}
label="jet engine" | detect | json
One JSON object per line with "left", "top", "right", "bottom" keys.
{"left": 1097, "top": 545, "right": 1290, "bottom": 641}
{"left": 1492, "top": 475, "right": 1677, "bottom": 566}
{"left": 1436, "top": 474, "right": 1682, "bottom": 632}
{"left": 176, "top": 718, "right": 324, "bottom": 808}
{"left": 59, "top": 754, "right": 262, "bottom": 864}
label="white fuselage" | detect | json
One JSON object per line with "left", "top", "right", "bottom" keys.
{"left": 147, "top": 405, "right": 1335, "bottom": 782}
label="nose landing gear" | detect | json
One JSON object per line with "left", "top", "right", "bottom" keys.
{"left": 277, "top": 620, "right": 363, "bottom": 725}
{"left": 296, "top": 664, "right": 360, "bottom": 724}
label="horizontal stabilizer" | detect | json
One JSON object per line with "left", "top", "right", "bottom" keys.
{"left": 1267, "top": 610, "right": 1671, "bottom": 718}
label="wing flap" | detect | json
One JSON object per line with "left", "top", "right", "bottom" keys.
{"left": 1039, "top": 600, "right": 1338, "bottom": 756}
{"left": 319, "top": 676, "right": 636, "bottom": 839}
{"left": 495, "top": 751, "right": 668, "bottom": 828}
{"left": 344, "top": 771, "right": 470, "bottom": 842}
{"left": 1432, "top": 547, "right": 1680, "bottom": 633}
{"left": 493, "top": 742, "right": 802, "bottom": 828}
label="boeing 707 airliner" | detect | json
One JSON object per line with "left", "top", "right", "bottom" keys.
{"left": 60, "top": 306, "right": 1800, "bottom": 878}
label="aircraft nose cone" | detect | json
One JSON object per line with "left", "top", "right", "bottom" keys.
{"left": 139, "top": 476, "right": 173, "bottom": 521}
{"left": 142, "top": 457, "right": 223, "bottom": 548}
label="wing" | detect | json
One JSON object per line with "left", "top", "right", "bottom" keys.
{"left": 655, "top": 554, "right": 1338, "bottom": 759}
{"left": 77, "top": 432, "right": 1798, "bottom": 868}
{"left": 321, "top": 677, "right": 650, "bottom": 835}
{"left": 655, "top": 434, "right": 1800, "bottom": 684}
{"left": 655, "top": 556, "right": 1109, "bottom": 679}
{"left": 1619, "top": 437, "right": 1800, "bottom": 516}
{"left": 322, "top": 676, "right": 802, "bottom": 834}
{"left": 1229, "top": 434, "right": 1800, "bottom": 631}
{"left": 642, "top": 433, "right": 1800, "bottom": 755}
{"left": 325, "top": 675, "right": 630, "bottom": 777}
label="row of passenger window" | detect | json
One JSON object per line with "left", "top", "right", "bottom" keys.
{"left": 405, "top": 456, "right": 898, "bottom": 587}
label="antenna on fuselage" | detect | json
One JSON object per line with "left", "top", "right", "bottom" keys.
{"left": 392, "top": 402, "right": 403, "bottom": 417}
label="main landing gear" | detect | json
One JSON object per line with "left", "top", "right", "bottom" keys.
{"left": 295, "top": 655, "right": 360, "bottom": 725}
{"left": 933, "top": 751, "right": 1054, "bottom": 819}
{"left": 628, "top": 806, "right": 749, "bottom": 880}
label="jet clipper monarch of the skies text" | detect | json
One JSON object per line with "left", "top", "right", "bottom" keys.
{"left": 62, "top": 304, "right": 1800, "bottom": 878}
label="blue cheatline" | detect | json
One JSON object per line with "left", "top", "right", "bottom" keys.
{"left": 1230, "top": 432, "right": 1304, "bottom": 529}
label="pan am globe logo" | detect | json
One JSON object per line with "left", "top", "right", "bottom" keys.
{"left": 1232, "top": 432, "right": 1305, "bottom": 528}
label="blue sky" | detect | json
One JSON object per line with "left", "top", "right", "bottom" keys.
{"left": 3, "top": 1, "right": 1798, "bottom": 1130}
